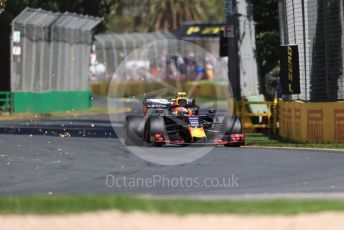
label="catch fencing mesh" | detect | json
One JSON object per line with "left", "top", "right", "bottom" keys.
{"left": 11, "top": 7, "right": 102, "bottom": 92}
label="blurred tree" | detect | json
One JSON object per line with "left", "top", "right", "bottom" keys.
{"left": 106, "top": 0, "right": 224, "bottom": 33}
{"left": 253, "top": 0, "right": 280, "bottom": 94}
{"left": 204, "top": 0, "right": 224, "bottom": 23}
{"left": 106, "top": 0, "right": 149, "bottom": 33}
{"left": 146, "top": 0, "right": 207, "bottom": 31}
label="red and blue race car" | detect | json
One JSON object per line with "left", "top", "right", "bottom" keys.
{"left": 124, "top": 92, "right": 244, "bottom": 147}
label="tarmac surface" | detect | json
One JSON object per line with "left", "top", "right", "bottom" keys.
{"left": 1, "top": 112, "right": 344, "bottom": 197}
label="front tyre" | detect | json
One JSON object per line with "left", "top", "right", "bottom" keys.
{"left": 145, "top": 116, "right": 166, "bottom": 147}
{"left": 124, "top": 116, "right": 146, "bottom": 146}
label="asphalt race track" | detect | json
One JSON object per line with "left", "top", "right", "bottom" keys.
{"left": 1, "top": 111, "right": 344, "bottom": 197}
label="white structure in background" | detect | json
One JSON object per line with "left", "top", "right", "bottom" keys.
{"left": 236, "top": 0, "right": 260, "bottom": 98}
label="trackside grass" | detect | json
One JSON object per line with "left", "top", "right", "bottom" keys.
{"left": 1, "top": 195, "right": 344, "bottom": 215}
{"left": 245, "top": 133, "right": 344, "bottom": 150}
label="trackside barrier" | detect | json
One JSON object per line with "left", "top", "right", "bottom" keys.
{"left": 279, "top": 100, "right": 344, "bottom": 143}
{"left": 234, "top": 100, "right": 279, "bottom": 134}
{"left": 10, "top": 8, "right": 102, "bottom": 113}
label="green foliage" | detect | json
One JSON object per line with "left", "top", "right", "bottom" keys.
{"left": 245, "top": 133, "right": 344, "bottom": 149}
{"left": 106, "top": 0, "right": 149, "bottom": 33}
{"left": 253, "top": 0, "right": 280, "bottom": 92}
{"left": 106, "top": 0, "right": 224, "bottom": 33}
{"left": 146, "top": 0, "right": 207, "bottom": 31}
{"left": 255, "top": 31, "right": 280, "bottom": 76}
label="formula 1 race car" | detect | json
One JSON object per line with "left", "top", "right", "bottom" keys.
{"left": 124, "top": 92, "right": 244, "bottom": 147}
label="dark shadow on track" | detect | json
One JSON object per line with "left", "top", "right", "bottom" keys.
{"left": 0, "top": 120, "right": 118, "bottom": 139}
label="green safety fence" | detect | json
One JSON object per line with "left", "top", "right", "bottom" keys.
{"left": 0, "top": 91, "right": 93, "bottom": 114}
{"left": 12, "top": 91, "right": 92, "bottom": 114}
{"left": 0, "top": 91, "right": 11, "bottom": 111}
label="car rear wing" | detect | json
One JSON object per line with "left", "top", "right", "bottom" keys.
{"left": 143, "top": 99, "right": 171, "bottom": 108}
{"left": 143, "top": 98, "right": 197, "bottom": 115}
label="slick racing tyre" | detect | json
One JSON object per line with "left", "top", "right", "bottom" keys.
{"left": 222, "top": 116, "right": 243, "bottom": 147}
{"left": 124, "top": 115, "right": 146, "bottom": 146}
{"left": 145, "top": 116, "right": 166, "bottom": 147}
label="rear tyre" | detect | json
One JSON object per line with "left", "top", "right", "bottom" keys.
{"left": 222, "top": 116, "right": 242, "bottom": 134}
{"left": 222, "top": 116, "right": 243, "bottom": 147}
{"left": 145, "top": 116, "right": 166, "bottom": 147}
{"left": 124, "top": 116, "right": 146, "bottom": 146}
